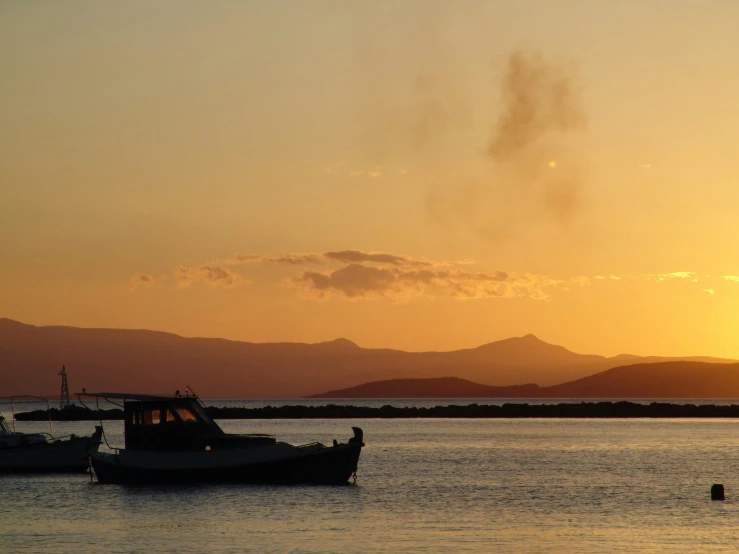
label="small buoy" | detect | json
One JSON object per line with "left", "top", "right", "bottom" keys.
{"left": 711, "top": 484, "right": 725, "bottom": 501}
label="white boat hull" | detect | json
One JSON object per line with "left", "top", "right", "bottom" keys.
{"left": 0, "top": 427, "right": 103, "bottom": 473}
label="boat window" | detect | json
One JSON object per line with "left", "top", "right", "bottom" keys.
{"left": 166, "top": 410, "right": 177, "bottom": 423}
{"left": 190, "top": 402, "right": 215, "bottom": 424}
{"left": 176, "top": 407, "right": 198, "bottom": 422}
{"left": 143, "top": 409, "right": 160, "bottom": 425}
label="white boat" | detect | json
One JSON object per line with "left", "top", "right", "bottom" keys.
{"left": 0, "top": 397, "right": 103, "bottom": 473}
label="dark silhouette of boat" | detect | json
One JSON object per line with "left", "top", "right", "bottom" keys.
{"left": 82, "top": 391, "right": 365, "bottom": 485}
{"left": 0, "top": 396, "right": 102, "bottom": 473}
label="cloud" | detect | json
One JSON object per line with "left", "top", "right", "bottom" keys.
{"left": 228, "top": 250, "right": 435, "bottom": 268}
{"left": 324, "top": 161, "right": 347, "bottom": 175}
{"left": 175, "top": 266, "right": 244, "bottom": 288}
{"left": 324, "top": 250, "right": 432, "bottom": 267}
{"left": 227, "top": 253, "right": 324, "bottom": 266}
{"left": 570, "top": 276, "right": 591, "bottom": 287}
{"left": 293, "top": 263, "right": 557, "bottom": 301}
{"left": 174, "top": 266, "right": 192, "bottom": 288}
{"left": 324, "top": 162, "right": 409, "bottom": 179}
{"left": 128, "top": 274, "right": 155, "bottom": 291}
{"left": 198, "top": 266, "right": 243, "bottom": 287}
{"left": 572, "top": 272, "right": 711, "bottom": 288}
{"left": 650, "top": 271, "right": 696, "bottom": 282}
{"left": 159, "top": 248, "right": 736, "bottom": 304}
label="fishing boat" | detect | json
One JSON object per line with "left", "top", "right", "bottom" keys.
{"left": 0, "top": 397, "right": 103, "bottom": 473}
{"left": 82, "top": 391, "right": 365, "bottom": 485}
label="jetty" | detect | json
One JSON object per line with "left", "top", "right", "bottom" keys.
{"left": 13, "top": 401, "right": 739, "bottom": 421}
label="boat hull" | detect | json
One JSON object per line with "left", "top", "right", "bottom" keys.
{"left": 91, "top": 442, "right": 363, "bottom": 485}
{"left": 0, "top": 427, "right": 103, "bottom": 473}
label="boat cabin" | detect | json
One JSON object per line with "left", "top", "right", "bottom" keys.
{"left": 87, "top": 393, "right": 275, "bottom": 452}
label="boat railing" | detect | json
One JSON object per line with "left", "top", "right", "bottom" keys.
{"left": 0, "top": 395, "right": 54, "bottom": 438}
{"left": 75, "top": 394, "right": 122, "bottom": 452}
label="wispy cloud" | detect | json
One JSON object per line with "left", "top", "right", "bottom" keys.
{"left": 174, "top": 267, "right": 191, "bottom": 288}
{"left": 128, "top": 274, "right": 155, "bottom": 291}
{"left": 140, "top": 250, "right": 733, "bottom": 303}
{"left": 571, "top": 271, "right": 715, "bottom": 289}
{"left": 175, "top": 266, "right": 245, "bottom": 288}
{"left": 324, "top": 161, "right": 347, "bottom": 175}
{"left": 227, "top": 253, "right": 324, "bottom": 266}
{"left": 293, "top": 264, "right": 558, "bottom": 301}
{"left": 324, "top": 162, "right": 412, "bottom": 179}
{"left": 666, "top": 271, "right": 695, "bottom": 279}
{"left": 227, "top": 250, "right": 436, "bottom": 268}
{"left": 570, "top": 276, "right": 591, "bottom": 287}
{"left": 649, "top": 271, "right": 696, "bottom": 282}
{"left": 324, "top": 250, "right": 431, "bottom": 267}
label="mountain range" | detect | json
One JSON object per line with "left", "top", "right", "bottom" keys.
{"left": 0, "top": 318, "right": 735, "bottom": 398}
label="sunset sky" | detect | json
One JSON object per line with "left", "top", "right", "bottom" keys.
{"left": 2, "top": 1, "right": 739, "bottom": 358}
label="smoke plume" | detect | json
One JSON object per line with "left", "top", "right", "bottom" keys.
{"left": 425, "top": 50, "right": 588, "bottom": 238}
{"left": 487, "top": 51, "right": 587, "bottom": 222}
{"left": 488, "top": 51, "right": 586, "bottom": 161}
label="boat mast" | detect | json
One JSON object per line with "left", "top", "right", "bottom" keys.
{"left": 59, "top": 366, "right": 70, "bottom": 409}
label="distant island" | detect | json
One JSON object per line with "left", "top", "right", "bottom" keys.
{"left": 310, "top": 362, "right": 739, "bottom": 398}
{"left": 1, "top": 317, "right": 736, "bottom": 398}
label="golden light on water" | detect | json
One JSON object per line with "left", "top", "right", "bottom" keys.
{"left": 549, "top": 160, "right": 557, "bottom": 168}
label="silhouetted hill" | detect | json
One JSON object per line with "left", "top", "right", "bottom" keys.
{"left": 470, "top": 334, "right": 603, "bottom": 365}
{"left": 544, "top": 361, "right": 739, "bottom": 398}
{"left": 310, "top": 362, "right": 739, "bottom": 399}
{"left": 311, "top": 377, "right": 541, "bottom": 398}
{"left": 0, "top": 318, "right": 735, "bottom": 397}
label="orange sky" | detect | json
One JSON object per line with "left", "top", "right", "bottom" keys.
{"left": 2, "top": 1, "right": 739, "bottom": 358}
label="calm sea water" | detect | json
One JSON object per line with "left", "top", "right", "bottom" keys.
{"left": 3, "top": 410, "right": 739, "bottom": 553}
